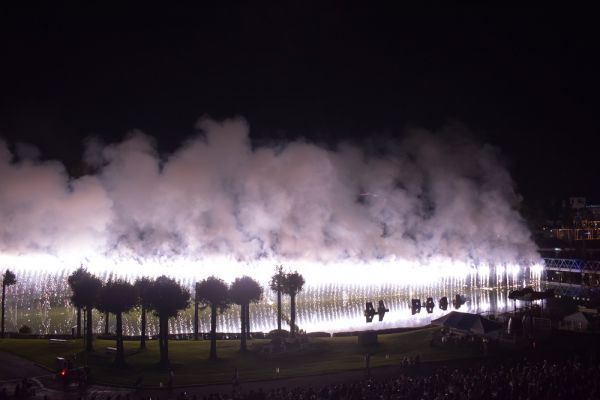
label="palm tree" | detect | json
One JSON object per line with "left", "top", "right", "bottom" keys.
{"left": 1, "top": 269, "right": 17, "bottom": 338}
{"left": 230, "top": 276, "right": 263, "bottom": 352}
{"left": 97, "top": 280, "right": 138, "bottom": 366}
{"left": 282, "top": 271, "right": 305, "bottom": 337}
{"left": 103, "top": 312, "right": 110, "bottom": 335}
{"left": 67, "top": 267, "right": 89, "bottom": 338}
{"left": 194, "top": 282, "right": 200, "bottom": 340}
{"left": 134, "top": 277, "right": 153, "bottom": 349}
{"left": 196, "top": 277, "right": 230, "bottom": 360}
{"left": 146, "top": 276, "right": 190, "bottom": 367}
{"left": 269, "top": 265, "right": 286, "bottom": 333}
{"left": 69, "top": 268, "right": 102, "bottom": 352}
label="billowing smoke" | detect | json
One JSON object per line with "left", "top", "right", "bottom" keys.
{"left": 0, "top": 117, "right": 538, "bottom": 266}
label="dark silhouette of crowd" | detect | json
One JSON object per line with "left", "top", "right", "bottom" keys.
{"left": 0, "top": 378, "right": 35, "bottom": 400}
{"left": 152, "top": 358, "right": 600, "bottom": 400}
{"left": 2, "top": 357, "right": 600, "bottom": 400}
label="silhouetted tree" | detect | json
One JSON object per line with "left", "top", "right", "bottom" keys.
{"left": 97, "top": 280, "right": 138, "bottom": 366}
{"left": 69, "top": 268, "right": 102, "bottom": 352}
{"left": 282, "top": 271, "right": 305, "bottom": 337}
{"left": 134, "top": 277, "right": 153, "bottom": 349}
{"left": 104, "top": 312, "right": 110, "bottom": 335}
{"left": 194, "top": 282, "right": 200, "bottom": 340}
{"left": 67, "top": 267, "right": 88, "bottom": 338}
{"left": 1, "top": 269, "right": 17, "bottom": 338}
{"left": 146, "top": 276, "right": 190, "bottom": 367}
{"left": 196, "top": 277, "right": 230, "bottom": 360}
{"left": 269, "top": 265, "right": 286, "bottom": 333}
{"left": 230, "top": 276, "right": 263, "bottom": 351}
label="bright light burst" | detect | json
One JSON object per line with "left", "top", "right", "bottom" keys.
{"left": 0, "top": 252, "right": 542, "bottom": 288}
{"left": 0, "top": 252, "right": 544, "bottom": 334}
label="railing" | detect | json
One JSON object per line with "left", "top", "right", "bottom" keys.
{"left": 542, "top": 258, "right": 600, "bottom": 273}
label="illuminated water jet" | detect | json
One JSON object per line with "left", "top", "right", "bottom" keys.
{"left": 1, "top": 253, "right": 543, "bottom": 335}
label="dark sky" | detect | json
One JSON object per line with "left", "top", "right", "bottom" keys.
{"left": 1, "top": 4, "right": 598, "bottom": 212}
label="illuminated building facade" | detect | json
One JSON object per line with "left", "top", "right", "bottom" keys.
{"left": 550, "top": 198, "right": 600, "bottom": 241}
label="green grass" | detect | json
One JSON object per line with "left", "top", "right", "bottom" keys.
{"left": 0, "top": 327, "right": 480, "bottom": 387}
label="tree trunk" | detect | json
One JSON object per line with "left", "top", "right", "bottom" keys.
{"left": 159, "top": 314, "right": 169, "bottom": 367}
{"left": 1, "top": 283, "right": 5, "bottom": 338}
{"left": 140, "top": 304, "right": 146, "bottom": 349}
{"left": 85, "top": 306, "right": 94, "bottom": 352}
{"left": 104, "top": 312, "right": 109, "bottom": 335}
{"left": 158, "top": 315, "right": 164, "bottom": 364}
{"left": 277, "top": 289, "right": 282, "bottom": 332}
{"left": 245, "top": 302, "right": 250, "bottom": 339}
{"left": 194, "top": 299, "right": 199, "bottom": 340}
{"left": 240, "top": 303, "right": 247, "bottom": 352}
{"left": 115, "top": 312, "right": 124, "bottom": 366}
{"left": 76, "top": 307, "right": 82, "bottom": 338}
{"left": 290, "top": 292, "right": 296, "bottom": 337}
{"left": 209, "top": 303, "right": 217, "bottom": 360}
{"left": 163, "top": 317, "right": 169, "bottom": 366}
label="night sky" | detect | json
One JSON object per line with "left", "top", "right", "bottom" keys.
{"left": 1, "top": 4, "right": 598, "bottom": 216}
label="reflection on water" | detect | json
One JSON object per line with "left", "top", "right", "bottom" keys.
{"left": 3, "top": 266, "right": 542, "bottom": 335}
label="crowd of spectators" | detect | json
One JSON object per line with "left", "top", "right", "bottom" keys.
{"left": 0, "top": 378, "right": 35, "bottom": 399}
{"left": 2, "top": 357, "right": 600, "bottom": 400}
{"left": 150, "top": 358, "right": 600, "bottom": 400}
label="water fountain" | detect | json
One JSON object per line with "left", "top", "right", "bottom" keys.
{"left": 1, "top": 256, "right": 543, "bottom": 335}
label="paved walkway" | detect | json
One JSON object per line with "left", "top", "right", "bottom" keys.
{"left": 0, "top": 351, "right": 48, "bottom": 381}
{"left": 0, "top": 350, "right": 130, "bottom": 399}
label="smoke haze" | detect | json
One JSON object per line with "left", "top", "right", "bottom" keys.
{"left": 0, "top": 118, "right": 538, "bottom": 266}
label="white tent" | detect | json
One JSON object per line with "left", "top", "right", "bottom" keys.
{"left": 562, "top": 311, "right": 594, "bottom": 331}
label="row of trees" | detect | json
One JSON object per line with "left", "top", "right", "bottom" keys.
{"left": 67, "top": 268, "right": 186, "bottom": 366}
{"left": 269, "top": 265, "right": 305, "bottom": 337}
{"left": 67, "top": 266, "right": 305, "bottom": 367}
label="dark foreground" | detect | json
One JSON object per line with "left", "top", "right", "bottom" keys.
{"left": 2, "top": 352, "right": 600, "bottom": 400}
{"left": 2, "top": 329, "right": 600, "bottom": 400}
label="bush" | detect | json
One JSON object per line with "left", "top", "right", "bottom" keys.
{"left": 18, "top": 325, "right": 33, "bottom": 334}
{"left": 306, "top": 331, "right": 331, "bottom": 338}
{"left": 267, "top": 329, "right": 290, "bottom": 338}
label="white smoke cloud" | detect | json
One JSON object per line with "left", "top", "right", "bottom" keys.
{"left": 0, "top": 139, "right": 113, "bottom": 257}
{"left": 0, "top": 118, "right": 539, "bottom": 266}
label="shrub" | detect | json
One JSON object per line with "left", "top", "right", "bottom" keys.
{"left": 306, "top": 331, "right": 331, "bottom": 338}
{"left": 18, "top": 325, "right": 33, "bottom": 334}
{"left": 267, "top": 329, "right": 290, "bottom": 338}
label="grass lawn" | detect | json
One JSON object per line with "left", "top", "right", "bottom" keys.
{"left": 0, "top": 327, "right": 481, "bottom": 387}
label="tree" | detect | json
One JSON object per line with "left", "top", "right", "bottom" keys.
{"left": 269, "top": 265, "right": 286, "bottom": 333}
{"left": 67, "top": 267, "right": 89, "bottom": 338}
{"left": 196, "top": 277, "right": 230, "bottom": 360}
{"left": 103, "top": 312, "right": 110, "bottom": 335}
{"left": 194, "top": 282, "right": 200, "bottom": 340}
{"left": 97, "top": 280, "right": 138, "bottom": 366}
{"left": 1, "top": 269, "right": 17, "bottom": 338}
{"left": 282, "top": 271, "right": 305, "bottom": 337}
{"left": 146, "top": 276, "right": 190, "bottom": 367}
{"left": 230, "top": 276, "right": 263, "bottom": 352}
{"left": 69, "top": 268, "right": 102, "bottom": 352}
{"left": 134, "top": 277, "right": 153, "bottom": 349}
